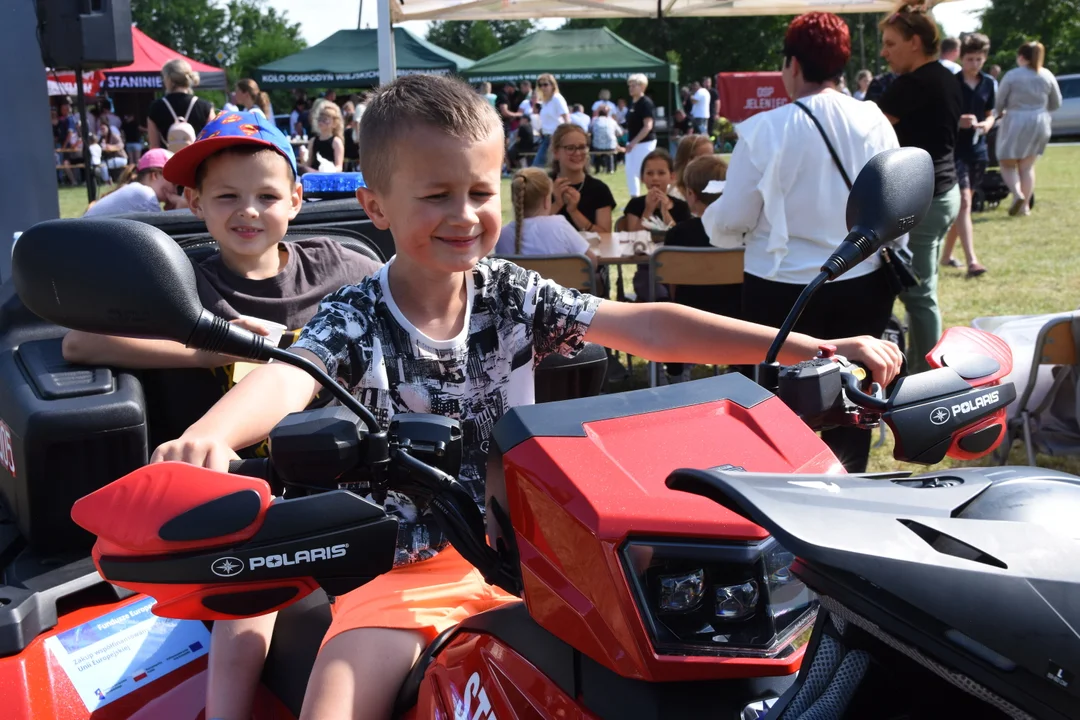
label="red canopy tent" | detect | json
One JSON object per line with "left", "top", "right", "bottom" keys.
{"left": 46, "top": 27, "right": 226, "bottom": 96}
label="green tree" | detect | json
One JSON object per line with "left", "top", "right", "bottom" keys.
{"left": 131, "top": 0, "right": 227, "bottom": 64}
{"left": 565, "top": 16, "right": 792, "bottom": 83}
{"left": 426, "top": 20, "right": 537, "bottom": 60}
{"left": 978, "top": 0, "right": 1080, "bottom": 74}
{"left": 131, "top": 0, "right": 304, "bottom": 69}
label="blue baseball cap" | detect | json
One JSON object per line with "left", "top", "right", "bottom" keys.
{"left": 163, "top": 110, "right": 298, "bottom": 188}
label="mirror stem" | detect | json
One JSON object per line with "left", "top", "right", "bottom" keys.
{"left": 763, "top": 270, "right": 829, "bottom": 366}
{"left": 264, "top": 346, "right": 381, "bottom": 432}
{"left": 821, "top": 229, "right": 879, "bottom": 280}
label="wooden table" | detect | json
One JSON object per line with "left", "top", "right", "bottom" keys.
{"left": 584, "top": 231, "right": 662, "bottom": 266}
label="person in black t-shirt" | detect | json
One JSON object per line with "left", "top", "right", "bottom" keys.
{"left": 624, "top": 73, "right": 658, "bottom": 196}
{"left": 624, "top": 150, "right": 691, "bottom": 230}
{"left": 941, "top": 33, "right": 995, "bottom": 277}
{"left": 547, "top": 124, "right": 616, "bottom": 233}
{"left": 494, "top": 81, "right": 522, "bottom": 141}
{"left": 877, "top": 5, "right": 962, "bottom": 373}
{"left": 624, "top": 149, "right": 691, "bottom": 301}
{"left": 660, "top": 154, "right": 738, "bottom": 382}
{"left": 147, "top": 59, "right": 215, "bottom": 150}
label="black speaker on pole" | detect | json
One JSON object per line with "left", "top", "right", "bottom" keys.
{"left": 36, "top": 0, "right": 133, "bottom": 70}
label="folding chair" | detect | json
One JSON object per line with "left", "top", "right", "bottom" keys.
{"left": 976, "top": 312, "right": 1080, "bottom": 466}
{"left": 647, "top": 246, "right": 745, "bottom": 387}
{"left": 494, "top": 253, "right": 596, "bottom": 293}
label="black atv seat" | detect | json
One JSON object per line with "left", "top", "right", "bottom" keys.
{"left": 180, "top": 227, "right": 385, "bottom": 265}
{"left": 140, "top": 230, "right": 385, "bottom": 449}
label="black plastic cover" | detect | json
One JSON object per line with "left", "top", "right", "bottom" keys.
{"left": 101, "top": 508, "right": 397, "bottom": 588}
{"left": 16, "top": 338, "right": 112, "bottom": 399}
{"left": 158, "top": 490, "right": 263, "bottom": 542}
{"left": 777, "top": 358, "right": 843, "bottom": 421}
{"left": 0, "top": 549, "right": 134, "bottom": 657}
{"left": 885, "top": 380, "right": 1016, "bottom": 464}
{"left": 0, "top": 337, "right": 147, "bottom": 553}
{"left": 667, "top": 465, "right": 1080, "bottom": 720}
{"left": 268, "top": 406, "right": 365, "bottom": 489}
{"left": 202, "top": 586, "right": 299, "bottom": 616}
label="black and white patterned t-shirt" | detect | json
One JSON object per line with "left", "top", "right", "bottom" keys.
{"left": 292, "top": 258, "right": 602, "bottom": 565}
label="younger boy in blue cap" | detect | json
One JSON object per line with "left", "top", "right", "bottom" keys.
{"left": 64, "top": 110, "right": 381, "bottom": 370}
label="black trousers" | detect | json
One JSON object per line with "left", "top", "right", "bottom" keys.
{"left": 741, "top": 267, "right": 896, "bottom": 473}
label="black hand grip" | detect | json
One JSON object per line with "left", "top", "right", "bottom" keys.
{"left": 228, "top": 458, "right": 270, "bottom": 479}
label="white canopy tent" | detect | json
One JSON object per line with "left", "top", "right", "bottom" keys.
{"left": 391, "top": 0, "right": 905, "bottom": 22}
{"left": 375, "top": 0, "right": 954, "bottom": 82}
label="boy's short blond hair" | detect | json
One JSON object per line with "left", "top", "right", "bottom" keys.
{"left": 359, "top": 75, "right": 502, "bottom": 191}
{"left": 683, "top": 154, "right": 729, "bottom": 205}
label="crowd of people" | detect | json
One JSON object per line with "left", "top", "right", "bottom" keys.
{"left": 490, "top": 72, "right": 726, "bottom": 198}
{"left": 58, "top": 59, "right": 372, "bottom": 217}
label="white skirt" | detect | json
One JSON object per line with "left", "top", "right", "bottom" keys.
{"left": 996, "top": 108, "right": 1052, "bottom": 160}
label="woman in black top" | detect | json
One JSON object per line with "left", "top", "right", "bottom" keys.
{"left": 547, "top": 124, "right": 616, "bottom": 233}
{"left": 624, "top": 73, "right": 658, "bottom": 197}
{"left": 147, "top": 59, "right": 215, "bottom": 150}
{"left": 877, "top": 3, "right": 962, "bottom": 373}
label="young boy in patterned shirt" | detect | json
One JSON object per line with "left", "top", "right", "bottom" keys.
{"left": 153, "top": 75, "right": 902, "bottom": 720}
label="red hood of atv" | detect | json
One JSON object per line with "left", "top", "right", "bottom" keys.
{"left": 497, "top": 391, "right": 838, "bottom": 682}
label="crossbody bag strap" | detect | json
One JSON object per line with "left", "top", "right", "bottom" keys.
{"left": 794, "top": 100, "right": 853, "bottom": 190}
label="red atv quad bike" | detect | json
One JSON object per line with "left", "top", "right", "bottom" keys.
{"left": 2, "top": 148, "right": 1017, "bottom": 719}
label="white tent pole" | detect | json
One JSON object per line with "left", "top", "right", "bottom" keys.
{"left": 378, "top": 0, "right": 396, "bottom": 85}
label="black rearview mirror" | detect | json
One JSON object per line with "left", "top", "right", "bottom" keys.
{"left": 13, "top": 218, "right": 205, "bottom": 343}
{"left": 12, "top": 218, "right": 383, "bottom": 430}
{"left": 822, "top": 147, "right": 935, "bottom": 280}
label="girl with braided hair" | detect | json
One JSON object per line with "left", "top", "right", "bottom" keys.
{"left": 495, "top": 168, "right": 597, "bottom": 259}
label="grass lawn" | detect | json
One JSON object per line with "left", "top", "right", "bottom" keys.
{"left": 58, "top": 147, "right": 1080, "bottom": 472}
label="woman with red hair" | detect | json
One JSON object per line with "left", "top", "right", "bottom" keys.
{"left": 703, "top": 11, "right": 902, "bottom": 473}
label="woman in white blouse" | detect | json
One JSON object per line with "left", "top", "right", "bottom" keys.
{"left": 703, "top": 11, "right": 901, "bottom": 473}
{"left": 531, "top": 73, "right": 570, "bottom": 167}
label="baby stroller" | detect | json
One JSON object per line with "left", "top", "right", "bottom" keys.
{"left": 973, "top": 125, "right": 1011, "bottom": 212}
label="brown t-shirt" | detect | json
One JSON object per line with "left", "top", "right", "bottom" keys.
{"left": 192, "top": 237, "right": 382, "bottom": 339}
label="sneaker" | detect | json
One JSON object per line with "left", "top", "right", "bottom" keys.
{"left": 1008, "top": 195, "right": 1027, "bottom": 216}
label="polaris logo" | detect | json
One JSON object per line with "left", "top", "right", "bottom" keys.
{"left": 211, "top": 557, "right": 244, "bottom": 577}
{"left": 248, "top": 543, "right": 349, "bottom": 570}
{"left": 951, "top": 390, "right": 1000, "bottom": 417}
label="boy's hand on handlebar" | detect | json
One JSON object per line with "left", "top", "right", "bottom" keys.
{"left": 150, "top": 436, "right": 240, "bottom": 472}
{"left": 830, "top": 336, "right": 904, "bottom": 387}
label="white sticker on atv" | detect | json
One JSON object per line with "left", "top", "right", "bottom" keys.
{"left": 454, "top": 671, "right": 497, "bottom": 720}
{"left": 43, "top": 597, "right": 210, "bottom": 711}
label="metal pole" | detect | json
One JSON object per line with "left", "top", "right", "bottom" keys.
{"left": 75, "top": 65, "right": 97, "bottom": 205}
{"left": 358, "top": 0, "right": 364, "bottom": 29}
{"left": 377, "top": 0, "right": 396, "bottom": 85}
{"left": 0, "top": 0, "right": 60, "bottom": 280}
{"left": 858, "top": 14, "right": 866, "bottom": 71}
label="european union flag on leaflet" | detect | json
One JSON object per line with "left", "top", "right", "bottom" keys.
{"left": 189, "top": 641, "right": 203, "bottom": 652}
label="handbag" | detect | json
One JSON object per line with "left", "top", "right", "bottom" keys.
{"left": 793, "top": 100, "right": 919, "bottom": 292}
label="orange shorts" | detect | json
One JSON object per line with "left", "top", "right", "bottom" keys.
{"left": 321, "top": 547, "right": 520, "bottom": 648}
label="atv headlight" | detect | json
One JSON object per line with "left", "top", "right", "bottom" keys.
{"left": 622, "top": 538, "right": 816, "bottom": 658}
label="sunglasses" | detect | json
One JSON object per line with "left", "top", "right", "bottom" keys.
{"left": 560, "top": 144, "right": 588, "bottom": 154}
{"left": 538, "top": 82, "right": 552, "bottom": 87}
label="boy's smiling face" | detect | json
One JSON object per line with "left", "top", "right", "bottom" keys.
{"left": 357, "top": 124, "right": 503, "bottom": 277}
{"left": 186, "top": 149, "right": 301, "bottom": 273}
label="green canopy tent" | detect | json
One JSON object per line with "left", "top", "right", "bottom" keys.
{"left": 254, "top": 27, "right": 473, "bottom": 89}
{"left": 461, "top": 28, "right": 676, "bottom": 87}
